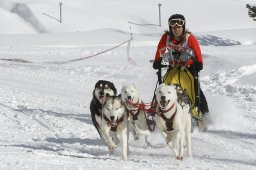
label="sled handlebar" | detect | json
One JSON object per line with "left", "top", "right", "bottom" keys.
{"left": 150, "top": 59, "right": 186, "bottom": 69}
{"left": 151, "top": 48, "right": 195, "bottom": 67}
{"left": 150, "top": 60, "right": 170, "bottom": 69}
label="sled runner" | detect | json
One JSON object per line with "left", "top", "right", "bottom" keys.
{"left": 151, "top": 46, "right": 206, "bottom": 130}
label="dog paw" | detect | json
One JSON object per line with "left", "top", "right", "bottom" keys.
{"left": 176, "top": 156, "right": 183, "bottom": 160}
{"left": 108, "top": 142, "right": 117, "bottom": 153}
{"left": 122, "top": 156, "right": 128, "bottom": 161}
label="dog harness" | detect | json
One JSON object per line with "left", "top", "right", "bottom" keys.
{"left": 125, "top": 100, "right": 157, "bottom": 131}
{"left": 128, "top": 109, "right": 140, "bottom": 120}
{"left": 103, "top": 114, "right": 125, "bottom": 132}
{"left": 125, "top": 100, "right": 144, "bottom": 120}
{"left": 158, "top": 103, "right": 177, "bottom": 131}
{"left": 165, "top": 34, "right": 194, "bottom": 66}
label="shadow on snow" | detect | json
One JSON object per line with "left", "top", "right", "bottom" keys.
{"left": 197, "top": 34, "right": 241, "bottom": 46}
{"left": 197, "top": 154, "right": 256, "bottom": 167}
{"left": 206, "top": 130, "right": 256, "bottom": 139}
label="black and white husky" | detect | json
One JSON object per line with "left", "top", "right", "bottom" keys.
{"left": 90, "top": 80, "right": 117, "bottom": 139}
{"left": 90, "top": 80, "right": 128, "bottom": 160}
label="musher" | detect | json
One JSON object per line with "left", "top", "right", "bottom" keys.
{"left": 152, "top": 14, "right": 209, "bottom": 116}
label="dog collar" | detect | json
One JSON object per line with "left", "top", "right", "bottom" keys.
{"left": 127, "top": 109, "right": 140, "bottom": 120}
{"left": 104, "top": 114, "right": 125, "bottom": 131}
{"left": 159, "top": 102, "right": 176, "bottom": 114}
{"left": 159, "top": 105, "right": 177, "bottom": 131}
{"left": 125, "top": 99, "right": 140, "bottom": 108}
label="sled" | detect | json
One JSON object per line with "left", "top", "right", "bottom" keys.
{"left": 163, "top": 66, "right": 205, "bottom": 130}
{"left": 152, "top": 46, "right": 206, "bottom": 130}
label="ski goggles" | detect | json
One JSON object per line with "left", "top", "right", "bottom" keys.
{"left": 168, "top": 19, "right": 185, "bottom": 27}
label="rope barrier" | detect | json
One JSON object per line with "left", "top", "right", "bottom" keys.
{"left": 46, "top": 37, "right": 134, "bottom": 65}
{"left": 126, "top": 37, "right": 137, "bottom": 65}
{"left": 128, "top": 22, "right": 160, "bottom": 27}
{"left": 0, "top": 37, "right": 136, "bottom": 65}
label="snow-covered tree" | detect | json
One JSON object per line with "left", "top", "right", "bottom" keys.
{"left": 246, "top": 4, "right": 256, "bottom": 21}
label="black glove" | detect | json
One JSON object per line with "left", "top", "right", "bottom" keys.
{"left": 195, "top": 61, "right": 203, "bottom": 72}
{"left": 172, "top": 51, "right": 181, "bottom": 60}
{"left": 153, "top": 58, "right": 163, "bottom": 70}
{"left": 188, "top": 61, "right": 203, "bottom": 76}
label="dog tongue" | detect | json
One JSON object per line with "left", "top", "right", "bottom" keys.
{"left": 160, "top": 100, "right": 166, "bottom": 106}
{"left": 109, "top": 121, "right": 117, "bottom": 127}
{"left": 126, "top": 99, "right": 133, "bottom": 104}
{"left": 108, "top": 121, "right": 117, "bottom": 127}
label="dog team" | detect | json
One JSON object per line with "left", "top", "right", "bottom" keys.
{"left": 90, "top": 80, "right": 192, "bottom": 161}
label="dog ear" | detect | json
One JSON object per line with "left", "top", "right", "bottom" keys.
{"left": 117, "top": 94, "right": 123, "bottom": 103}
{"left": 109, "top": 82, "right": 117, "bottom": 95}
{"left": 95, "top": 80, "right": 103, "bottom": 88}
{"left": 113, "top": 87, "right": 117, "bottom": 95}
{"left": 118, "top": 94, "right": 126, "bottom": 105}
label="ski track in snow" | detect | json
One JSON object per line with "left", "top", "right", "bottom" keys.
{"left": 0, "top": 45, "right": 255, "bottom": 169}
{"left": 201, "top": 64, "right": 256, "bottom": 132}
{"left": 202, "top": 64, "right": 256, "bottom": 99}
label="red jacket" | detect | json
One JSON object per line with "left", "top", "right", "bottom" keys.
{"left": 154, "top": 33, "right": 203, "bottom": 66}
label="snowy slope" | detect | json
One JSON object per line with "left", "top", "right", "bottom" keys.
{"left": 0, "top": 0, "right": 256, "bottom": 169}
{"left": 1, "top": 0, "right": 256, "bottom": 34}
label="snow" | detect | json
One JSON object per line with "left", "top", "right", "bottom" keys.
{"left": 0, "top": 0, "right": 256, "bottom": 169}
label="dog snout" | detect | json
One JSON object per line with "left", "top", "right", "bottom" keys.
{"left": 110, "top": 116, "right": 115, "bottom": 121}
{"left": 99, "top": 91, "right": 104, "bottom": 96}
{"left": 127, "top": 96, "right": 131, "bottom": 100}
{"left": 161, "top": 96, "right": 166, "bottom": 101}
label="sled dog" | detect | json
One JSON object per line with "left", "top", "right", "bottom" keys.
{"left": 154, "top": 83, "right": 192, "bottom": 160}
{"left": 121, "top": 84, "right": 151, "bottom": 146}
{"left": 101, "top": 94, "right": 128, "bottom": 161}
{"left": 90, "top": 80, "right": 117, "bottom": 140}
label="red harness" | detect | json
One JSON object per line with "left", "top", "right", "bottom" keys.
{"left": 125, "top": 100, "right": 157, "bottom": 115}
{"left": 104, "top": 114, "right": 125, "bottom": 132}
{"left": 125, "top": 100, "right": 157, "bottom": 131}
{"left": 158, "top": 103, "right": 177, "bottom": 131}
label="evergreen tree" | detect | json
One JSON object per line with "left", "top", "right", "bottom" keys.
{"left": 246, "top": 4, "right": 256, "bottom": 21}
